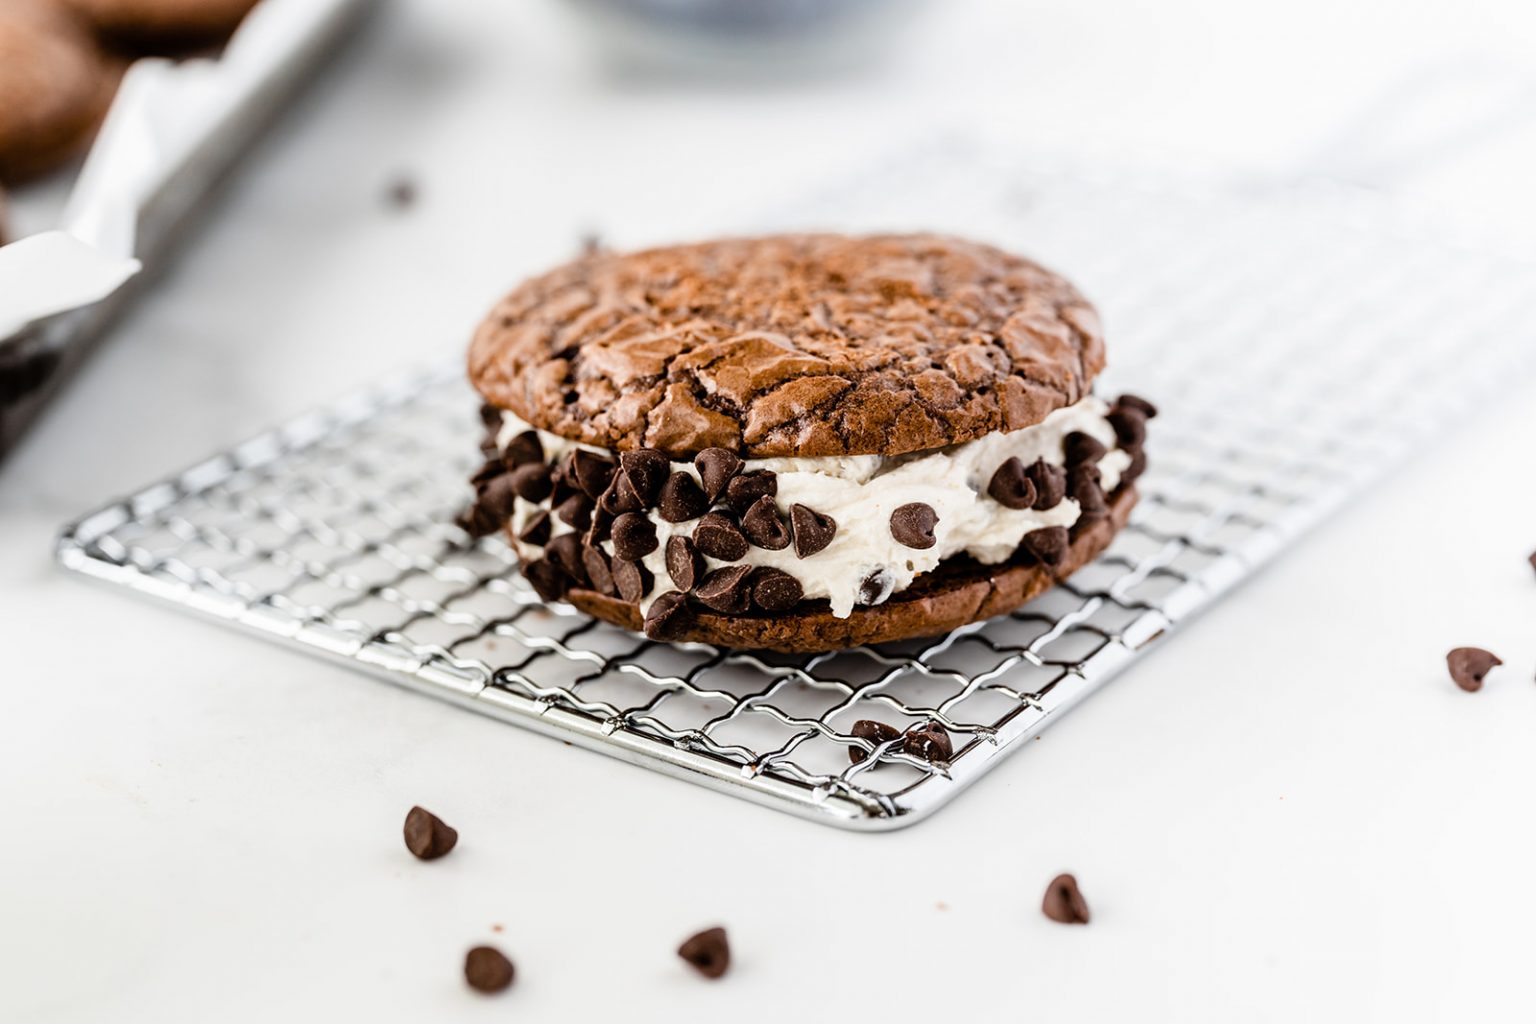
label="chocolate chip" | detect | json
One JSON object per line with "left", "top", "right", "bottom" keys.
{"left": 848, "top": 719, "right": 901, "bottom": 764}
{"left": 1447, "top": 647, "right": 1502, "bottom": 692}
{"left": 1025, "top": 458, "right": 1067, "bottom": 510}
{"left": 556, "top": 492, "right": 593, "bottom": 530}
{"left": 903, "top": 721, "right": 952, "bottom": 762}
{"left": 523, "top": 558, "right": 567, "bottom": 602}
{"left": 464, "top": 946, "right": 515, "bottom": 993}
{"left": 657, "top": 472, "right": 709, "bottom": 523}
{"left": 1107, "top": 407, "right": 1147, "bottom": 448}
{"left": 546, "top": 533, "right": 589, "bottom": 587}
{"left": 693, "top": 512, "right": 749, "bottom": 562}
{"left": 1122, "top": 447, "right": 1148, "bottom": 485}
{"left": 612, "top": 557, "right": 654, "bottom": 603}
{"left": 502, "top": 430, "right": 544, "bottom": 469}
{"left": 571, "top": 450, "right": 617, "bottom": 499}
{"left": 789, "top": 504, "right": 837, "bottom": 557}
{"left": 1042, "top": 873, "right": 1090, "bottom": 924}
{"left": 694, "top": 448, "right": 743, "bottom": 502}
{"left": 643, "top": 590, "right": 690, "bottom": 640}
{"left": 1069, "top": 463, "right": 1107, "bottom": 516}
{"left": 611, "top": 512, "right": 658, "bottom": 561}
{"left": 517, "top": 510, "right": 552, "bottom": 546}
{"left": 741, "top": 495, "right": 791, "bottom": 550}
{"left": 694, "top": 565, "right": 753, "bottom": 614}
{"left": 666, "top": 535, "right": 705, "bottom": 591}
{"left": 455, "top": 501, "right": 501, "bottom": 539}
{"left": 1528, "top": 550, "right": 1536, "bottom": 576}
{"left": 986, "top": 457, "right": 1038, "bottom": 510}
{"left": 478, "top": 403, "right": 502, "bottom": 431}
{"left": 677, "top": 927, "right": 730, "bottom": 979}
{"left": 724, "top": 471, "right": 777, "bottom": 516}
{"left": 1115, "top": 393, "right": 1159, "bottom": 419}
{"left": 1023, "top": 525, "right": 1069, "bottom": 567}
{"left": 749, "top": 567, "right": 803, "bottom": 612}
{"left": 470, "top": 456, "right": 505, "bottom": 489}
{"left": 1064, "top": 431, "right": 1108, "bottom": 466}
{"left": 599, "top": 471, "right": 644, "bottom": 514}
{"left": 508, "top": 462, "right": 552, "bottom": 503}
{"left": 549, "top": 459, "right": 578, "bottom": 508}
{"left": 858, "top": 569, "right": 894, "bottom": 606}
{"left": 581, "top": 543, "right": 616, "bottom": 596}
{"left": 619, "top": 449, "right": 670, "bottom": 508}
{"left": 890, "top": 503, "right": 938, "bottom": 549}
{"left": 403, "top": 805, "right": 458, "bottom": 860}
{"left": 585, "top": 502, "right": 614, "bottom": 544}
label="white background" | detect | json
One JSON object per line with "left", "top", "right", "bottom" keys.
{"left": 5, "top": 1, "right": 1536, "bottom": 1021}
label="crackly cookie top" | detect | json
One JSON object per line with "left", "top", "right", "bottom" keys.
{"left": 468, "top": 233, "right": 1106, "bottom": 459}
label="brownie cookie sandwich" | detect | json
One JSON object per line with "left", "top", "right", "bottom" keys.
{"left": 465, "top": 234, "right": 1152, "bottom": 652}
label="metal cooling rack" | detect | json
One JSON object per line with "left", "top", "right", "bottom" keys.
{"left": 56, "top": 154, "right": 1536, "bottom": 830}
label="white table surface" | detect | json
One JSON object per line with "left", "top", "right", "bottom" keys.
{"left": 5, "top": 1, "right": 1536, "bottom": 1020}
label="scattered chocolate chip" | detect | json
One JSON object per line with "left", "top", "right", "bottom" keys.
{"left": 903, "top": 721, "right": 953, "bottom": 762}
{"left": 1115, "top": 393, "right": 1159, "bottom": 419}
{"left": 741, "top": 495, "right": 792, "bottom": 550}
{"left": 666, "top": 535, "right": 706, "bottom": 591}
{"left": 789, "top": 504, "right": 837, "bottom": 557}
{"left": 1107, "top": 407, "right": 1147, "bottom": 448}
{"left": 890, "top": 503, "right": 938, "bottom": 549}
{"left": 479, "top": 475, "right": 518, "bottom": 520}
{"left": 502, "top": 430, "right": 544, "bottom": 469}
{"left": 858, "top": 569, "right": 894, "bottom": 606}
{"left": 403, "top": 806, "right": 457, "bottom": 860}
{"left": 1069, "top": 463, "right": 1107, "bottom": 516}
{"left": 677, "top": 927, "right": 730, "bottom": 979}
{"left": 848, "top": 719, "right": 901, "bottom": 764}
{"left": 523, "top": 558, "right": 567, "bottom": 601}
{"left": 693, "top": 512, "right": 749, "bottom": 562}
{"left": 470, "top": 456, "right": 505, "bottom": 489}
{"left": 1025, "top": 458, "right": 1067, "bottom": 511}
{"left": 643, "top": 590, "right": 690, "bottom": 640}
{"left": 517, "top": 510, "right": 552, "bottom": 546}
{"left": 556, "top": 492, "right": 594, "bottom": 530}
{"left": 464, "top": 945, "right": 515, "bottom": 993}
{"left": 1023, "top": 526, "right": 1069, "bottom": 567}
{"left": 508, "top": 462, "right": 552, "bottom": 504}
{"left": 546, "top": 533, "right": 590, "bottom": 587}
{"left": 694, "top": 448, "right": 743, "bottom": 503}
{"left": 694, "top": 565, "right": 753, "bottom": 614}
{"left": 611, "top": 512, "right": 659, "bottom": 561}
{"left": 581, "top": 543, "right": 616, "bottom": 596}
{"left": 620, "top": 449, "right": 670, "bottom": 507}
{"left": 1447, "top": 647, "right": 1502, "bottom": 692}
{"left": 599, "top": 471, "right": 644, "bottom": 514}
{"left": 1122, "top": 447, "right": 1148, "bottom": 486}
{"left": 987, "top": 457, "right": 1038, "bottom": 510}
{"left": 658, "top": 472, "right": 709, "bottom": 523}
{"left": 571, "top": 450, "right": 617, "bottom": 499}
{"left": 1042, "top": 873, "right": 1090, "bottom": 924}
{"left": 749, "top": 567, "right": 803, "bottom": 612}
{"left": 1064, "top": 432, "right": 1108, "bottom": 466}
{"left": 612, "top": 557, "right": 654, "bottom": 603}
{"left": 725, "top": 471, "right": 777, "bottom": 516}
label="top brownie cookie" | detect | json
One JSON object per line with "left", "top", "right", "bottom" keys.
{"left": 468, "top": 234, "right": 1105, "bottom": 459}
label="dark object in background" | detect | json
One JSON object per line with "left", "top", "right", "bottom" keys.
{"left": 62, "top": 0, "right": 260, "bottom": 55}
{"left": 1041, "top": 873, "right": 1090, "bottom": 924}
{"left": 384, "top": 174, "right": 417, "bottom": 210}
{"left": 1446, "top": 647, "right": 1502, "bottom": 693}
{"left": 677, "top": 926, "right": 730, "bottom": 979}
{"left": 463, "top": 945, "right": 515, "bottom": 993}
{"left": 402, "top": 805, "right": 458, "bottom": 860}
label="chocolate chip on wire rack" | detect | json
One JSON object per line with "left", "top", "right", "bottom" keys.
{"left": 890, "top": 503, "right": 938, "bottom": 549}
{"left": 789, "top": 504, "right": 837, "bottom": 557}
{"left": 741, "top": 495, "right": 791, "bottom": 550}
{"left": 724, "top": 470, "right": 776, "bottom": 516}
{"left": 1025, "top": 458, "right": 1066, "bottom": 511}
{"left": 694, "top": 448, "right": 742, "bottom": 503}
{"left": 749, "top": 567, "right": 803, "bottom": 612}
{"left": 612, "top": 557, "right": 653, "bottom": 603}
{"left": 694, "top": 565, "right": 753, "bottom": 614}
{"left": 611, "top": 513, "right": 659, "bottom": 561}
{"left": 693, "top": 512, "right": 749, "bottom": 562}
{"left": 1042, "top": 873, "right": 1090, "bottom": 924}
{"left": 848, "top": 719, "right": 901, "bottom": 764}
{"left": 987, "top": 457, "right": 1037, "bottom": 510}
{"left": 620, "top": 449, "right": 670, "bottom": 507}
{"left": 677, "top": 927, "right": 730, "bottom": 979}
{"left": 658, "top": 472, "right": 709, "bottom": 522}
{"left": 464, "top": 945, "right": 515, "bottom": 993}
{"left": 665, "top": 535, "right": 705, "bottom": 591}
{"left": 643, "top": 591, "right": 690, "bottom": 640}
{"left": 903, "top": 721, "right": 952, "bottom": 762}
{"left": 517, "top": 510, "right": 551, "bottom": 546}
{"left": 1023, "top": 525, "right": 1069, "bottom": 567}
{"left": 1446, "top": 647, "right": 1502, "bottom": 692}
{"left": 403, "top": 806, "right": 457, "bottom": 860}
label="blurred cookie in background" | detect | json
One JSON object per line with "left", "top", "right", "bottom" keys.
{"left": 60, "top": 0, "right": 261, "bottom": 54}
{"left": 0, "top": 0, "right": 120, "bottom": 184}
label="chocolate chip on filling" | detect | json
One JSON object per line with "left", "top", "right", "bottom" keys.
{"left": 524, "top": 558, "right": 567, "bottom": 602}
{"left": 665, "top": 535, "right": 706, "bottom": 591}
{"left": 612, "top": 557, "right": 653, "bottom": 603}
{"left": 740, "top": 495, "right": 791, "bottom": 550}
{"left": 724, "top": 470, "right": 776, "bottom": 517}
{"left": 570, "top": 449, "right": 616, "bottom": 499}
{"left": 693, "top": 511, "right": 750, "bottom": 562}
{"left": 611, "top": 512, "right": 658, "bottom": 561}
{"left": 1063, "top": 431, "right": 1107, "bottom": 467}
{"left": 889, "top": 502, "right": 938, "bottom": 549}
{"left": 657, "top": 472, "right": 709, "bottom": 523}
{"left": 748, "top": 567, "right": 803, "bottom": 612}
{"left": 581, "top": 543, "right": 616, "bottom": 596}
{"left": 556, "top": 492, "right": 593, "bottom": 530}
{"left": 1022, "top": 525, "right": 1069, "bottom": 567}
{"left": 1024, "top": 458, "right": 1067, "bottom": 511}
{"left": 517, "top": 509, "right": 552, "bottom": 546}
{"left": 545, "top": 533, "right": 589, "bottom": 587}
{"left": 643, "top": 590, "right": 690, "bottom": 639}
{"left": 858, "top": 569, "right": 895, "bottom": 607}
{"left": 788, "top": 504, "right": 837, "bottom": 557}
{"left": 502, "top": 429, "right": 543, "bottom": 468}
{"left": 986, "top": 457, "right": 1037, "bottom": 510}
{"left": 619, "top": 449, "right": 669, "bottom": 508}
{"left": 694, "top": 565, "right": 753, "bottom": 614}
{"left": 694, "top": 447, "right": 742, "bottom": 503}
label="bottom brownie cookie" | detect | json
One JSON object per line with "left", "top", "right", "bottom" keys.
{"left": 564, "top": 485, "right": 1136, "bottom": 652}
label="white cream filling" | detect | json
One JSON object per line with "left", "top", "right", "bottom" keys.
{"left": 498, "top": 397, "right": 1128, "bottom": 619}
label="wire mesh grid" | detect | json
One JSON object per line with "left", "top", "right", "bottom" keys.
{"left": 56, "top": 152, "right": 1536, "bottom": 829}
